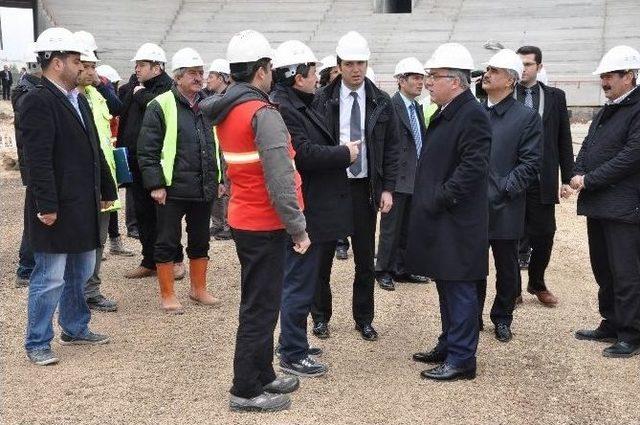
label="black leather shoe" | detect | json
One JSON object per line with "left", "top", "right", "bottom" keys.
{"left": 413, "top": 347, "right": 446, "bottom": 364}
{"left": 335, "top": 246, "right": 348, "bottom": 260}
{"left": 420, "top": 363, "right": 476, "bottom": 381}
{"left": 312, "top": 322, "right": 330, "bottom": 339}
{"left": 376, "top": 273, "right": 395, "bottom": 291}
{"left": 495, "top": 323, "right": 512, "bottom": 342}
{"left": 602, "top": 341, "right": 640, "bottom": 358}
{"left": 575, "top": 327, "right": 617, "bottom": 343}
{"left": 395, "top": 273, "right": 430, "bottom": 284}
{"left": 355, "top": 323, "right": 378, "bottom": 341}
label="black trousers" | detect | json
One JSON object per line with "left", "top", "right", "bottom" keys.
{"left": 312, "top": 179, "right": 376, "bottom": 325}
{"left": 587, "top": 218, "right": 640, "bottom": 344}
{"left": 154, "top": 199, "right": 212, "bottom": 263}
{"left": 478, "top": 239, "right": 519, "bottom": 327}
{"left": 230, "top": 229, "right": 286, "bottom": 399}
{"left": 130, "top": 164, "right": 183, "bottom": 268}
{"left": 125, "top": 188, "right": 138, "bottom": 233}
{"left": 375, "top": 192, "right": 411, "bottom": 275}
{"left": 108, "top": 211, "right": 119, "bottom": 239}
{"left": 2, "top": 83, "right": 10, "bottom": 100}
{"left": 519, "top": 182, "right": 556, "bottom": 293}
{"left": 311, "top": 240, "right": 338, "bottom": 324}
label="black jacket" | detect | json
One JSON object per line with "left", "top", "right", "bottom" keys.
{"left": 486, "top": 96, "right": 543, "bottom": 239}
{"left": 1, "top": 69, "right": 12, "bottom": 86}
{"left": 523, "top": 83, "right": 574, "bottom": 204}
{"left": 405, "top": 89, "right": 492, "bottom": 281}
{"left": 391, "top": 91, "right": 427, "bottom": 194}
{"left": 271, "top": 84, "right": 353, "bottom": 243}
{"left": 312, "top": 76, "right": 400, "bottom": 210}
{"left": 21, "top": 77, "right": 117, "bottom": 253}
{"left": 574, "top": 86, "right": 640, "bottom": 223}
{"left": 138, "top": 87, "right": 219, "bottom": 202}
{"left": 116, "top": 72, "right": 173, "bottom": 164}
{"left": 11, "top": 73, "right": 41, "bottom": 185}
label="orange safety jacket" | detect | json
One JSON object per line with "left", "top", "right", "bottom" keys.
{"left": 215, "top": 99, "right": 303, "bottom": 231}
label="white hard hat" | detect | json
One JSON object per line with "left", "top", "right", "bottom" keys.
{"left": 366, "top": 67, "right": 376, "bottom": 84}
{"left": 226, "top": 29, "right": 273, "bottom": 64}
{"left": 593, "top": 45, "right": 640, "bottom": 75}
{"left": 317, "top": 55, "right": 337, "bottom": 74}
{"left": 171, "top": 47, "right": 204, "bottom": 72}
{"left": 424, "top": 43, "right": 474, "bottom": 71}
{"left": 485, "top": 49, "right": 523, "bottom": 80}
{"left": 208, "top": 58, "right": 230, "bottom": 74}
{"left": 33, "top": 27, "right": 83, "bottom": 54}
{"left": 23, "top": 42, "right": 38, "bottom": 64}
{"left": 74, "top": 31, "right": 98, "bottom": 52}
{"left": 96, "top": 64, "right": 122, "bottom": 82}
{"left": 131, "top": 42, "right": 167, "bottom": 63}
{"left": 394, "top": 57, "right": 426, "bottom": 77}
{"left": 74, "top": 32, "right": 100, "bottom": 63}
{"left": 335, "top": 31, "right": 371, "bottom": 61}
{"left": 273, "top": 40, "right": 322, "bottom": 70}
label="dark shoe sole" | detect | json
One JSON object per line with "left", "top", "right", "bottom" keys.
{"left": 602, "top": 348, "right": 640, "bottom": 358}
{"left": 355, "top": 326, "right": 378, "bottom": 341}
{"left": 59, "top": 337, "right": 110, "bottom": 346}
{"left": 229, "top": 399, "right": 292, "bottom": 413}
{"left": 378, "top": 284, "right": 395, "bottom": 291}
{"left": 312, "top": 332, "right": 330, "bottom": 339}
{"left": 87, "top": 303, "right": 118, "bottom": 312}
{"left": 420, "top": 370, "right": 476, "bottom": 381}
{"left": 263, "top": 381, "right": 300, "bottom": 394}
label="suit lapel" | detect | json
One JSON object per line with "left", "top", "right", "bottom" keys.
{"left": 43, "top": 78, "right": 89, "bottom": 134}
{"left": 393, "top": 93, "right": 412, "bottom": 133}
{"left": 542, "top": 84, "right": 553, "bottom": 124}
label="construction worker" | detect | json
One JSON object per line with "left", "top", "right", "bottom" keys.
{"left": 12, "top": 42, "right": 41, "bottom": 288}
{"left": 74, "top": 33, "right": 122, "bottom": 312}
{"left": 204, "top": 58, "right": 233, "bottom": 241}
{"left": 407, "top": 43, "right": 491, "bottom": 381}
{"left": 573, "top": 46, "right": 640, "bottom": 358}
{"left": 476, "top": 49, "right": 542, "bottom": 342}
{"left": 271, "top": 40, "right": 358, "bottom": 377}
{"left": 375, "top": 57, "right": 429, "bottom": 291}
{"left": 317, "top": 55, "right": 339, "bottom": 87}
{"left": 312, "top": 31, "right": 399, "bottom": 342}
{"left": 118, "top": 42, "right": 185, "bottom": 280}
{"left": 137, "top": 47, "right": 221, "bottom": 314}
{"left": 22, "top": 27, "right": 117, "bottom": 365}
{"left": 202, "top": 29, "right": 309, "bottom": 412}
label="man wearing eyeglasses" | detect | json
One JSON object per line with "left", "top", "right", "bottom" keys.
{"left": 407, "top": 43, "right": 491, "bottom": 381}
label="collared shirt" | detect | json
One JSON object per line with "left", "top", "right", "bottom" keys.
{"left": 51, "top": 79, "right": 84, "bottom": 127}
{"left": 516, "top": 82, "right": 541, "bottom": 110}
{"left": 339, "top": 80, "right": 367, "bottom": 178}
{"left": 607, "top": 86, "right": 638, "bottom": 105}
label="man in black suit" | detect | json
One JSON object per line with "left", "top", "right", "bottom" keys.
{"left": 515, "top": 46, "right": 575, "bottom": 306}
{"left": 312, "top": 31, "right": 399, "bottom": 341}
{"left": 1, "top": 64, "right": 13, "bottom": 100}
{"left": 407, "top": 43, "right": 491, "bottom": 381}
{"left": 572, "top": 45, "right": 640, "bottom": 358}
{"left": 477, "top": 49, "right": 542, "bottom": 342}
{"left": 375, "top": 57, "right": 429, "bottom": 291}
{"left": 21, "top": 27, "right": 117, "bottom": 366}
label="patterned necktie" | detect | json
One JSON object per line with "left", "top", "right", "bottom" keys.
{"left": 408, "top": 103, "right": 423, "bottom": 158}
{"left": 348, "top": 91, "right": 362, "bottom": 176}
{"left": 524, "top": 87, "right": 534, "bottom": 109}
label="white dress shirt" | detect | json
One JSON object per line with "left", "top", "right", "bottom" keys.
{"left": 339, "top": 80, "right": 367, "bottom": 178}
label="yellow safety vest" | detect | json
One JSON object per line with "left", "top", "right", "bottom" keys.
{"left": 84, "top": 85, "right": 121, "bottom": 212}
{"left": 152, "top": 90, "right": 222, "bottom": 185}
{"left": 423, "top": 102, "right": 439, "bottom": 128}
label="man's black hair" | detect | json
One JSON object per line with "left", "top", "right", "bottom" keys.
{"left": 516, "top": 46, "right": 543, "bottom": 64}
{"left": 230, "top": 58, "right": 271, "bottom": 83}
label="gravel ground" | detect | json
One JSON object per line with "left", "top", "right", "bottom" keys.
{"left": 1, "top": 117, "right": 638, "bottom": 424}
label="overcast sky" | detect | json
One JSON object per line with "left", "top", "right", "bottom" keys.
{"left": 0, "top": 7, "right": 34, "bottom": 63}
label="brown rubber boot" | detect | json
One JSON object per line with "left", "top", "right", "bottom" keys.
{"left": 157, "top": 262, "right": 184, "bottom": 314}
{"left": 188, "top": 258, "right": 221, "bottom": 307}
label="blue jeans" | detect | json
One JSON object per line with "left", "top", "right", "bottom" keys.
{"left": 17, "top": 225, "right": 35, "bottom": 279}
{"left": 25, "top": 250, "right": 96, "bottom": 352}
{"left": 279, "top": 240, "right": 325, "bottom": 363}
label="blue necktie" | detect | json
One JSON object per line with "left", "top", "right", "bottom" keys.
{"left": 348, "top": 91, "right": 362, "bottom": 176}
{"left": 67, "top": 92, "right": 85, "bottom": 127}
{"left": 524, "top": 88, "right": 534, "bottom": 109}
{"left": 408, "top": 103, "right": 423, "bottom": 158}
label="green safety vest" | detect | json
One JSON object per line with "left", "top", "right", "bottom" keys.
{"left": 151, "top": 90, "right": 222, "bottom": 186}
{"left": 84, "top": 85, "right": 121, "bottom": 213}
{"left": 422, "top": 102, "right": 439, "bottom": 128}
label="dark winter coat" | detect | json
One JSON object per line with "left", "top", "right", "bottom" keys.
{"left": 11, "top": 73, "right": 41, "bottom": 185}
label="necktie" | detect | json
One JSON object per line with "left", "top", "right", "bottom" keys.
{"left": 67, "top": 92, "right": 85, "bottom": 127}
{"left": 348, "top": 91, "right": 362, "bottom": 176}
{"left": 524, "top": 87, "right": 534, "bottom": 109}
{"left": 408, "top": 103, "right": 423, "bottom": 158}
